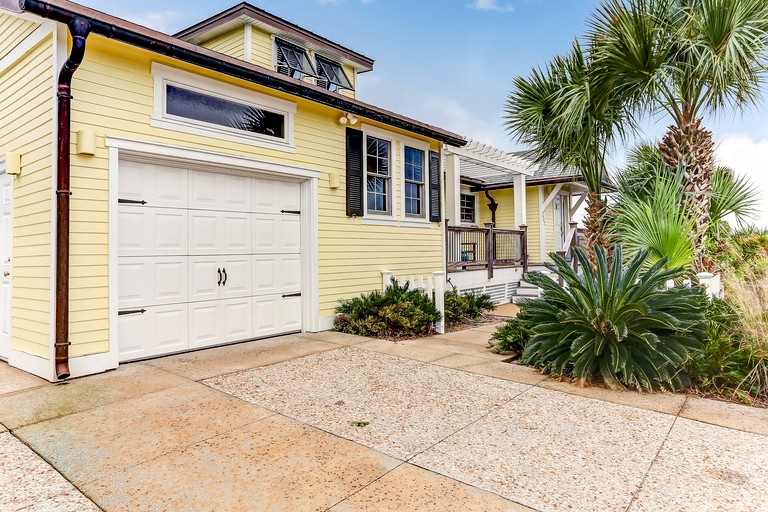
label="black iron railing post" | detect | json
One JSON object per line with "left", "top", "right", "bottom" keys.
{"left": 520, "top": 224, "right": 528, "bottom": 274}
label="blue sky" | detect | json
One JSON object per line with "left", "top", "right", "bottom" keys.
{"left": 79, "top": 0, "right": 768, "bottom": 225}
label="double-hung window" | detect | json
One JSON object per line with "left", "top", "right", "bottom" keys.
{"left": 404, "top": 147, "right": 425, "bottom": 217}
{"left": 366, "top": 136, "right": 391, "bottom": 214}
{"left": 460, "top": 193, "right": 477, "bottom": 224}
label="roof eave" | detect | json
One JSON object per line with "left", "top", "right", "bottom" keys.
{"left": 174, "top": 2, "right": 374, "bottom": 71}
{"left": 19, "top": 0, "right": 465, "bottom": 147}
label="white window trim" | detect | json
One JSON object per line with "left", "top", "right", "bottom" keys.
{"left": 361, "top": 124, "right": 398, "bottom": 225}
{"left": 151, "top": 62, "right": 296, "bottom": 153}
{"left": 400, "top": 139, "right": 431, "bottom": 225}
{"left": 459, "top": 187, "right": 479, "bottom": 227}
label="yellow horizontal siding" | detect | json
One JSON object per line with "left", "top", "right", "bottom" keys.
{"left": 251, "top": 26, "right": 273, "bottom": 69}
{"left": 544, "top": 187, "right": 556, "bottom": 260}
{"left": 0, "top": 13, "right": 39, "bottom": 59}
{"left": 64, "top": 35, "right": 442, "bottom": 354}
{"left": 201, "top": 28, "right": 245, "bottom": 61}
{"left": 339, "top": 64, "right": 356, "bottom": 99}
{"left": 478, "top": 188, "right": 516, "bottom": 229}
{"left": 0, "top": 33, "right": 54, "bottom": 359}
{"left": 526, "top": 187, "right": 541, "bottom": 263}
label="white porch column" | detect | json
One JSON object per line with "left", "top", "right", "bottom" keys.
{"left": 538, "top": 186, "right": 546, "bottom": 262}
{"left": 445, "top": 152, "right": 461, "bottom": 226}
{"left": 513, "top": 173, "right": 526, "bottom": 228}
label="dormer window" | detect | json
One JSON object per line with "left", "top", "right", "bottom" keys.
{"left": 275, "top": 38, "right": 318, "bottom": 80}
{"left": 315, "top": 55, "right": 354, "bottom": 92}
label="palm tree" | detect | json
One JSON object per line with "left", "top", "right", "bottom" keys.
{"left": 612, "top": 143, "right": 759, "bottom": 271}
{"left": 505, "top": 40, "right": 630, "bottom": 263}
{"left": 589, "top": 0, "right": 768, "bottom": 269}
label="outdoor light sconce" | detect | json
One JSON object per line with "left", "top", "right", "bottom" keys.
{"left": 4, "top": 152, "right": 21, "bottom": 176}
{"left": 76, "top": 130, "right": 96, "bottom": 156}
{"left": 328, "top": 170, "right": 340, "bottom": 189}
{"left": 338, "top": 112, "right": 358, "bottom": 126}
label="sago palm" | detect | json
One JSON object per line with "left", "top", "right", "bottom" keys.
{"left": 505, "top": 41, "right": 630, "bottom": 263}
{"left": 589, "top": 0, "right": 768, "bottom": 269}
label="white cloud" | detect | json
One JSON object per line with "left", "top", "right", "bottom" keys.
{"left": 716, "top": 135, "right": 768, "bottom": 229}
{"left": 468, "top": 0, "right": 515, "bottom": 13}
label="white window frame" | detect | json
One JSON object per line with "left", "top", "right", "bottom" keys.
{"left": 361, "top": 124, "right": 398, "bottom": 225}
{"left": 399, "top": 138, "right": 431, "bottom": 227}
{"left": 151, "top": 62, "right": 297, "bottom": 153}
{"left": 459, "top": 187, "right": 478, "bottom": 226}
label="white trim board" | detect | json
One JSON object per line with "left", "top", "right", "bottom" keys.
{"left": 105, "top": 137, "right": 321, "bottom": 180}
{"left": 0, "top": 22, "right": 55, "bottom": 74}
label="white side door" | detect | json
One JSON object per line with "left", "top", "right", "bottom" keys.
{"left": 0, "top": 172, "right": 12, "bottom": 360}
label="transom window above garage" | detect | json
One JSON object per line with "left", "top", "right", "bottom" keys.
{"left": 165, "top": 85, "right": 285, "bottom": 139}
{"left": 152, "top": 63, "right": 297, "bottom": 152}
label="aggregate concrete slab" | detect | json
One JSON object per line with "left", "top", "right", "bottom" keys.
{"left": 330, "top": 463, "right": 530, "bottom": 511}
{"left": 0, "top": 362, "right": 188, "bottom": 429}
{"left": 629, "top": 417, "right": 768, "bottom": 512}
{"left": 679, "top": 395, "right": 768, "bottom": 437}
{"left": 0, "top": 362, "right": 47, "bottom": 396}
{"left": 144, "top": 334, "right": 338, "bottom": 381}
{"left": 204, "top": 347, "right": 531, "bottom": 460}
{"left": 411, "top": 387, "right": 676, "bottom": 512}
{"left": 80, "top": 414, "right": 400, "bottom": 512}
{"left": 0, "top": 432, "right": 98, "bottom": 512}
{"left": 15, "top": 382, "right": 275, "bottom": 486}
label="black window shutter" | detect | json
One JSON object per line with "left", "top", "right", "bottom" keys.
{"left": 346, "top": 128, "right": 364, "bottom": 217}
{"left": 429, "top": 150, "right": 441, "bottom": 222}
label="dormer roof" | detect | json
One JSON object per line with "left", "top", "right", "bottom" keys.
{"left": 175, "top": 3, "right": 374, "bottom": 72}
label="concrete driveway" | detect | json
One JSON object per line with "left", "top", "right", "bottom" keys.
{"left": 1, "top": 327, "right": 767, "bottom": 511}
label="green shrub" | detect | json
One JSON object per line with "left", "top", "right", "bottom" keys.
{"left": 334, "top": 278, "right": 441, "bottom": 338}
{"left": 520, "top": 246, "right": 706, "bottom": 391}
{"left": 685, "top": 298, "right": 754, "bottom": 398}
{"left": 488, "top": 317, "right": 528, "bottom": 354}
{"left": 444, "top": 289, "right": 495, "bottom": 325}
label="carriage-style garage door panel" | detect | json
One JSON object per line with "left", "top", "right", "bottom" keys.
{"left": 118, "top": 162, "right": 302, "bottom": 361}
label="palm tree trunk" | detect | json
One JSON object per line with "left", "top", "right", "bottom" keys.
{"left": 583, "top": 190, "right": 610, "bottom": 268}
{"left": 659, "top": 113, "right": 715, "bottom": 271}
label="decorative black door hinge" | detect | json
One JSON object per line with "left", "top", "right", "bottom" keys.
{"left": 281, "top": 292, "right": 302, "bottom": 298}
{"left": 118, "top": 199, "right": 147, "bottom": 205}
{"left": 118, "top": 308, "right": 147, "bottom": 316}
{"left": 280, "top": 210, "right": 300, "bottom": 215}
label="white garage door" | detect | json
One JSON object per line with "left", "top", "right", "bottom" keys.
{"left": 117, "top": 161, "right": 302, "bottom": 361}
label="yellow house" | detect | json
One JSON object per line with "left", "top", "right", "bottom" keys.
{"left": 443, "top": 142, "right": 587, "bottom": 303}
{"left": 0, "top": 0, "right": 466, "bottom": 381}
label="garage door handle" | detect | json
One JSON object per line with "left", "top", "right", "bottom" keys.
{"left": 222, "top": 268, "right": 227, "bottom": 286}
{"left": 282, "top": 292, "right": 301, "bottom": 298}
{"left": 217, "top": 268, "right": 222, "bottom": 286}
{"left": 118, "top": 309, "right": 147, "bottom": 316}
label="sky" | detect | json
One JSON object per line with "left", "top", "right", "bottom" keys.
{"left": 78, "top": 0, "right": 768, "bottom": 227}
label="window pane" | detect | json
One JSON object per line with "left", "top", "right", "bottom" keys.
{"left": 378, "top": 140, "right": 389, "bottom": 158}
{"left": 166, "top": 85, "right": 285, "bottom": 139}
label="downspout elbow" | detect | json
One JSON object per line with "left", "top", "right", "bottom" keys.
{"left": 55, "top": 17, "right": 91, "bottom": 380}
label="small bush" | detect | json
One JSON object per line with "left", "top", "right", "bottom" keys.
{"left": 444, "top": 289, "right": 495, "bottom": 325}
{"left": 334, "top": 279, "right": 441, "bottom": 338}
{"left": 488, "top": 317, "right": 528, "bottom": 354}
{"left": 520, "top": 246, "right": 706, "bottom": 391}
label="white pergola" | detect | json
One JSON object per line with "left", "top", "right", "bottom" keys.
{"left": 444, "top": 141, "right": 532, "bottom": 229}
